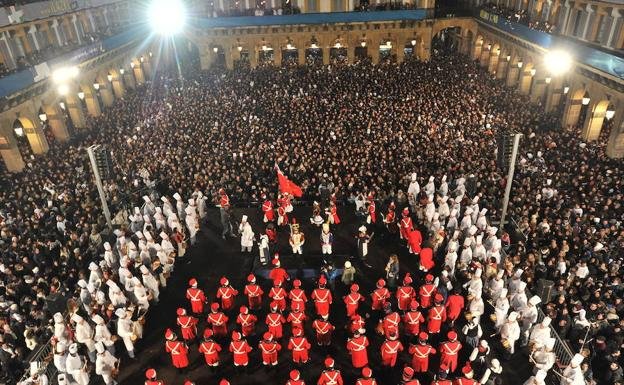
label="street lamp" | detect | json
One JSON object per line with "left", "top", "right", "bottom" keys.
{"left": 93, "top": 83, "right": 100, "bottom": 90}
{"left": 582, "top": 91, "right": 590, "bottom": 105}
{"left": 237, "top": 45, "right": 243, "bottom": 52}
{"left": 506, "top": 55, "right": 511, "bottom": 61}
{"left": 530, "top": 69, "right": 536, "bottom": 76}
{"left": 411, "top": 39, "right": 417, "bottom": 46}
{"left": 59, "top": 102, "right": 66, "bottom": 110}
{"left": 140, "top": 56, "right": 145, "bottom": 63}
{"left": 545, "top": 77, "right": 551, "bottom": 84}
{"left": 130, "top": 62, "right": 136, "bottom": 69}
{"left": 107, "top": 74, "right": 113, "bottom": 82}
{"left": 38, "top": 113, "right": 47, "bottom": 122}
{"left": 563, "top": 86, "right": 570, "bottom": 94}
{"left": 361, "top": 41, "right": 366, "bottom": 47}
{"left": 77, "top": 91, "right": 85, "bottom": 100}
{"left": 334, "top": 42, "right": 341, "bottom": 48}
{"left": 119, "top": 68, "right": 125, "bottom": 75}
{"left": 517, "top": 61, "right": 523, "bottom": 68}
{"left": 606, "top": 103, "right": 616, "bottom": 120}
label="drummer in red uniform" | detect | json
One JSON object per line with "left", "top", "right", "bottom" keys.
{"left": 216, "top": 277, "right": 238, "bottom": 311}
{"left": 164, "top": 328, "right": 189, "bottom": 373}
{"left": 244, "top": 274, "right": 263, "bottom": 310}
{"left": 186, "top": 278, "right": 206, "bottom": 315}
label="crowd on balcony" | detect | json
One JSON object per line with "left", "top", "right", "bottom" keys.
{"left": 0, "top": 42, "right": 623, "bottom": 385}
{"left": 481, "top": 3, "right": 557, "bottom": 33}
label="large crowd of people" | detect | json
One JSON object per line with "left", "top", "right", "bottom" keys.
{"left": 0, "top": 38, "right": 622, "bottom": 385}
{"left": 481, "top": 4, "right": 557, "bottom": 33}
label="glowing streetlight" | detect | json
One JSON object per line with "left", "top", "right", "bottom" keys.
{"left": 58, "top": 84, "right": 69, "bottom": 95}
{"left": 506, "top": 55, "right": 511, "bottom": 61}
{"left": 411, "top": 39, "right": 417, "bottom": 46}
{"left": 119, "top": 68, "right": 125, "bottom": 75}
{"left": 93, "top": 83, "right": 100, "bottom": 90}
{"left": 361, "top": 41, "right": 366, "bottom": 47}
{"left": 545, "top": 77, "right": 551, "bottom": 84}
{"left": 130, "top": 62, "right": 136, "bottom": 68}
{"left": 14, "top": 126, "right": 23, "bottom": 137}
{"left": 140, "top": 56, "right": 145, "bottom": 63}
{"left": 59, "top": 102, "right": 66, "bottom": 110}
{"left": 334, "top": 42, "right": 342, "bottom": 48}
{"left": 544, "top": 49, "right": 572, "bottom": 76}
{"left": 530, "top": 69, "right": 536, "bottom": 76}
{"left": 148, "top": 0, "right": 186, "bottom": 36}
{"left": 563, "top": 86, "right": 570, "bottom": 94}
{"left": 237, "top": 45, "right": 243, "bottom": 52}
{"left": 582, "top": 91, "right": 590, "bottom": 106}
{"left": 213, "top": 47, "right": 218, "bottom": 53}
{"left": 286, "top": 43, "right": 293, "bottom": 50}
{"left": 517, "top": 61, "right": 523, "bottom": 68}
{"left": 107, "top": 74, "right": 113, "bottom": 82}
{"left": 606, "top": 103, "right": 616, "bottom": 120}
{"left": 52, "top": 66, "right": 79, "bottom": 83}
{"left": 77, "top": 91, "right": 85, "bottom": 100}
{"left": 38, "top": 113, "right": 47, "bottom": 122}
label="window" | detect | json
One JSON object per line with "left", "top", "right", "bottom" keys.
{"left": 332, "top": 0, "right": 344, "bottom": 11}
{"left": 308, "top": 0, "right": 319, "bottom": 12}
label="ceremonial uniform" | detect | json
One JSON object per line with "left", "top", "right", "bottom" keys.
{"left": 269, "top": 281, "right": 288, "bottom": 312}
{"left": 244, "top": 274, "right": 263, "bottom": 310}
{"left": 318, "top": 358, "right": 343, "bottom": 385}
{"left": 356, "top": 367, "right": 377, "bottom": 385}
{"left": 176, "top": 309, "right": 198, "bottom": 341}
{"left": 207, "top": 303, "right": 229, "bottom": 337}
{"left": 236, "top": 307, "right": 257, "bottom": 337}
{"left": 346, "top": 333, "right": 370, "bottom": 368}
{"left": 266, "top": 305, "right": 286, "bottom": 339}
{"left": 321, "top": 224, "right": 334, "bottom": 254}
{"left": 229, "top": 332, "right": 252, "bottom": 366}
{"left": 216, "top": 278, "right": 238, "bottom": 311}
{"left": 427, "top": 295, "right": 447, "bottom": 334}
{"left": 418, "top": 276, "right": 436, "bottom": 309}
{"left": 344, "top": 285, "right": 364, "bottom": 317}
{"left": 381, "top": 312, "right": 401, "bottom": 339}
{"left": 409, "top": 334, "right": 436, "bottom": 373}
{"left": 287, "top": 370, "right": 305, "bottom": 385}
{"left": 259, "top": 332, "right": 281, "bottom": 366}
{"left": 440, "top": 331, "right": 462, "bottom": 373}
{"left": 396, "top": 276, "right": 416, "bottom": 311}
{"left": 288, "top": 329, "right": 312, "bottom": 363}
{"left": 311, "top": 278, "right": 332, "bottom": 317}
{"left": 400, "top": 209, "right": 413, "bottom": 240}
{"left": 262, "top": 198, "right": 275, "bottom": 222}
{"left": 269, "top": 259, "right": 290, "bottom": 284}
{"left": 312, "top": 317, "right": 335, "bottom": 346}
{"left": 186, "top": 279, "right": 206, "bottom": 314}
{"left": 198, "top": 330, "right": 221, "bottom": 366}
{"left": 404, "top": 302, "right": 425, "bottom": 336}
{"left": 287, "top": 306, "right": 307, "bottom": 334}
{"left": 164, "top": 329, "right": 189, "bottom": 369}
{"left": 419, "top": 247, "right": 435, "bottom": 271}
{"left": 380, "top": 337, "right": 403, "bottom": 367}
{"left": 445, "top": 292, "right": 465, "bottom": 323}
{"left": 371, "top": 280, "right": 390, "bottom": 311}
{"left": 144, "top": 369, "right": 163, "bottom": 385}
{"left": 289, "top": 280, "right": 308, "bottom": 311}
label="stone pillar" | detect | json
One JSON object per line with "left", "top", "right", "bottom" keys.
{"left": 506, "top": 65, "right": 519, "bottom": 87}
{"left": 479, "top": 46, "right": 490, "bottom": 67}
{"left": 562, "top": 96, "right": 582, "bottom": 128}
{"left": 297, "top": 46, "right": 306, "bottom": 65}
{"left": 28, "top": 25, "right": 40, "bottom": 51}
{"left": 396, "top": 44, "right": 405, "bottom": 63}
{"left": 51, "top": 19, "right": 64, "bottom": 47}
{"left": 273, "top": 47, "right": 282, "bottom": 67}
{"left": 142, "top": 59, "right": 153, "bottom": 79}
{"left": 472, "top": 42, "right": 482, "bottom": 61}
{"left": 84, "top": 93, "right": 101, "bottom": 117}
{"left": 112, "top": 76, "right": 125, "bottom": 99}
{"left": 544, "top": 78, "right": 563, "bottom": 113}
{"left": 21, "top": 118, "right": 48, "bottom": 155}
{"left": 518, "top": 70, "right": 533, "bottom": 95}
{"left": 43, "top": 104, "right": 69, "bottom": 141}
{"left": 530, "top": 78, "right": 547, "bottom": 104}
{"left": 496, "top": 57, "right": 508, "bottom": 79}
{"left": 606, "top": 116, "right": 624, "bottom": 158}
{"left": 558, "top": 0, "right": 572, "bottom": 35}
{"left": 99, "top": 85, "right": 114, "bottom": 107}
{"left": 249, "top": 48, "right": 258, "bottom": 68}
{"left": 0, "top": 31, "right": 16, "bottom": 69}
{"left": 123, "top": 71, "right": 136, "bottom": 89}
{"left": 581, "top": 4, "right": 595, "bottom": 41}
{"left": 66, "top": 98, "right": 86, "bottom": 129}
{"left": 487, "top": 50, "right": 500, "bottom": 74}
{"left": 0, "top": 126, "right": 24, "bottom": 172}
{"left": 347, "top": 45, "right": 355, "bottom": 64}
{"left": 370, "top": 39, "right": 380, "bottom": 65}
{"left": 133, "top": 64, "right": 145, "bottom": 85}
{"left": 606, "top": 9, "right": 622, "bottom": 48}
{"left": 71, "top": 15, "right": 82, "bottom": 45}
{"left": 322, "top": 47, "right": 330, "bottom": 65}
{"left": 225, "top": 50, "right": 234, "bottom": 70}
{"left": 581, "top": 102, "right": 605, "bottom": 141}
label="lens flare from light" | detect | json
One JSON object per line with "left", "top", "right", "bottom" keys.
{"left": 544, "top": 50, "right": 572, "bottom": 76}
{"left": 148, "top": 0, "right": 186, "bottom": 36}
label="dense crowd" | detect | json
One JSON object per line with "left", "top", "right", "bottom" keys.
{"left": 0, "top": 39, "right": 622, "bottom": 385}
{"left": 481, "top": 4, "right": 557, "bottom": 33}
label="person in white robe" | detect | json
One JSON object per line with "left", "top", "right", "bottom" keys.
{"left": 95, "top": 342, "right": 118, "bottom": 385}
{"left": 239, "top": 215, "right": 255, "bottom": 253}
{"left": 65, "top": 343, "right": 89, "bottom": 385}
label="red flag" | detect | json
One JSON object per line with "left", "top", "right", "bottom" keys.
{"left": 276, "top": 168, "right": 303, "bottom": 198}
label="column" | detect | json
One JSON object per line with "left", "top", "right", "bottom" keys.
{"left": 51, "top": 19, "right": 64, "bottom": 47}
{"left": 479, "top": 46, "right": 490, "bottom": 68}
{"left": 518, "top": 69, "right": 533, "bottom": 95}
{"left": 606, "top": 116, "right": 624, "bottom": 158}
{"left": 544, "top": 77, "right": 563, "bottom": 112}
{"left": 28, "top": 25, "right": 40, "bottom": 51}
{"left": 0, "top": 125, "right": 24, "bottom": 172}
{"left": 65, "top": 95, "right": 86, "bottom": 129}
{"left": 297, "top": 41, "right": 306, "bottom": 65}
{"left": 606, "top": 9, "right": 621, "bottom": 48}
{"left": 43, "top": 104, "right": 69, "bottom": 141}
{"left": 506, "top": 64, "right": 519, "bottom": 87}
{"left": 225, "top": 49, "right": 234, "bottom": 70}
{"left": 347, "top": 44, "right": 355, "bottom": 64}
{"left": 496, "top": 56, "right": 508, "bottom": 79}
{"left": 249, "top": 47, "right": 258, "bottom": 68}
{"left": 273, "top": 46, "right": 282, "bottom": 67}
{"left": 581, "top": 5, "right": 596, "bottom": 41}
{"left": 102, "top": 8, "right": 110, "bottom": 28}
{"left": 322, "top": 47, "right": 330, "bottom": 65}
{"left": 98, "top": 84, "right": 114, "bottom": 107}
{"left": 22, "top": 118, "right": 48, "bottom": 155}
{"left": 487, "top": 50, "right": 500, "bottom": 74}
{"left": 72, "top": 15, "right": 82, "bottom": 45}
{"left": 562, "top": 96, "right": 582, "bottom": 128}
{"left": 142, "top": 59, "right": 152, "bottom": 79}
{"left": 87, "top": 10, "right": 97, "bottom": 33}
{"left": 133, "top": 63, "right": 145, "bottom": 85}
{"left": 581, "top": 102, "right": 605, "bottom": 141}
{"left": 530, "top": 77, "right": 547, "bottom": 103}
{"left": 396, "top": 44, "right": 405, "bottom": 63}
{"left": 84, "top": 92, "right": 101, "bottom": 117}
{"left": 557, "top": 0, "right": 572, "bottom": 35}
{"left": 123, "top": 71, "right": 136, "bottom": 89}
{"left": 112, "top": 75, "right": 125, "bottom": 99}
{"left": 0, "top": 32, "right": 16, "bottom": 69}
